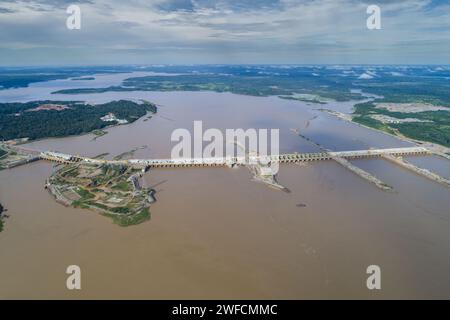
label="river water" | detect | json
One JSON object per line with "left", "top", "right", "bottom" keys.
{"left": 0, "top": 73, "right": 449, "bottom": 299}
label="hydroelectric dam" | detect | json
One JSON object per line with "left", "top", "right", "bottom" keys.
{"left": 4, "top": 144, "right": 450, "bottom": 191}
{"left": 39, "top": 146, "right": 429, "bottom": 168}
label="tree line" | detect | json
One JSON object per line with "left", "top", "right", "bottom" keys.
{"left": 0, "top": 100, "right": 157, "bottom": 141}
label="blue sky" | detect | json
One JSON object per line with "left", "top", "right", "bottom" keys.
{"left": 0, "top": 0, "right": 449, "bottom": 65}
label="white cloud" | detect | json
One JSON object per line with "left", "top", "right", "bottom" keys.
{"left": 0, "top": 0, "right": 450, "bottom": 64}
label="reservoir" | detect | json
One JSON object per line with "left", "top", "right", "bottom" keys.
{"left": 1, "top": 75, "right": 450, "bottom": 299}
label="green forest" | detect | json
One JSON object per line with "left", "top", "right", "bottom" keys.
{"left": 353, "top": 102, "right": 450, "bottom": 148}
{"left": 0, "top": 100, "right": 157, "bottom": 141}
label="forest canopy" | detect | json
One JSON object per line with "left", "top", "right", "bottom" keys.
{"left": 0, "top": 100, "right": 157, "bottom": 141}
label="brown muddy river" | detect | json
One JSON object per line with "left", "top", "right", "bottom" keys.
{"left": 1, "top": 81, "right": 450, "bottom": 299}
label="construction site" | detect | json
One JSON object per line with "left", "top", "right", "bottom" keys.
{"left": 45, "top": 162, "right": 154, "bottom": 226}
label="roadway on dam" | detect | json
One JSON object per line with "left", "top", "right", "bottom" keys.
{"left": 38, "top": 146, "right": 430, "bottom": 168}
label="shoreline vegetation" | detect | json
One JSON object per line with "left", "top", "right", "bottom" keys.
{"left": 91, "top": 129, "right": 108, "bottom": 140}
{"left": 0, "top": 66, "right": 134, "bottom": 90}
{"left": 322, "top": 108, "right": 450, "bottom": 157}
{"left": 44, "top": 65, "right": 450, "bottom": 150}
{"left": 51, "top": 86, "right": 450, "bottom": 148}
{"left": 0, "top": 99, "right": 157, "bottom": 142}
{"left": 0, "top": 97, "right": 158, "bottom": 228}
{"left": 50, "top": 74, "right": 364, "bottom": 102}
{"left": 351, "top": 101, "right": 450, "bottom": 149}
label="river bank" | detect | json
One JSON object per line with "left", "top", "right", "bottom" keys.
{"left": 321, "top": 108, "right": 450, "bottom": 158}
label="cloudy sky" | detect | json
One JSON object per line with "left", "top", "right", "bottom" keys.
{"left": 0, "top": 0, "right": 449, "bottom": 65}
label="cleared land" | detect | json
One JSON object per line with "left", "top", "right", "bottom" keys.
{"left": 0, "top": 144, "right": 40, "bottom": 170}
{"left": 47, "top": 163, "right": 154, "bottom": 226}
{"left": 374, "top": 102, "right": 450, "bottom": 113}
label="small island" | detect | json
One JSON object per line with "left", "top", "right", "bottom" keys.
{"left": 91, "top": 129, "right": 108, "bottom": 140}
{"left": 46, "top": 162, "right": 155, "bottom": 226}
